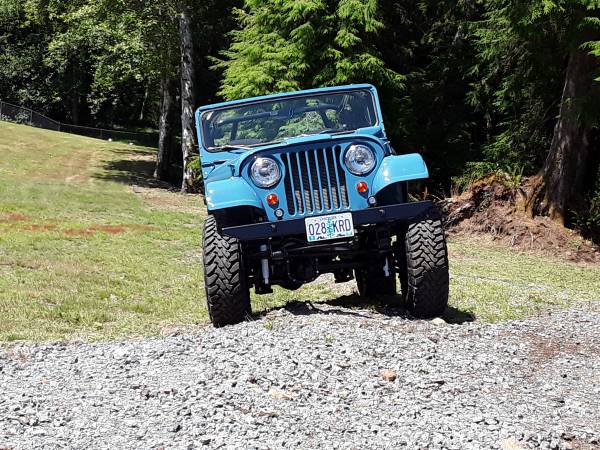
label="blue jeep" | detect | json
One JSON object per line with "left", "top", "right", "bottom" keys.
{"left": 196, "top": 84, "right": 449, "bottom": 327}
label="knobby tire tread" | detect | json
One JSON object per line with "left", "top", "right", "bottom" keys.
{"left": 202, "top": 216, "right": 251, "bottom": 327}
{"left": 403, "top": 206, "right": 449, "bottom": 318}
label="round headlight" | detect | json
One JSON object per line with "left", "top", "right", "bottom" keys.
{"left": 345, "top": 144, "right": 376, "bottom": 175}
{"left": 250, "top": 157, "right": 281, "bottom": 188}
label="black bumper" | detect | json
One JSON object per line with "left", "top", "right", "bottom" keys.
{"left": 221, "top": 201, "right": 432, "bottom": 241}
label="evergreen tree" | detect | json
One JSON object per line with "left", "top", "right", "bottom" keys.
{"left": 216, "top": 0, "right": 404, "bottom": 100}
{"left": 378, "top": 0, "right": 485, "bottom": 185}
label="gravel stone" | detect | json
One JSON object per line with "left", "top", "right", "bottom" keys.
{"left": 1, "top": 304, "right": 600, "bottom": 449}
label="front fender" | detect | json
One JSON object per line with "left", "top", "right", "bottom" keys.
{"left": 205, "top": 178, "right": 262, "bottom": 211}
{"left": 371, "top": 153, "right": 429, "bottom": 195}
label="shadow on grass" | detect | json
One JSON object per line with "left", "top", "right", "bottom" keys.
{"left": 256, "top": 294, "right": 476, "bottom": 325}
{"left": 93, "top": 148, "right": 175, "bottom": 190}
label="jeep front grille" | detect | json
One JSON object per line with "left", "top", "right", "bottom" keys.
{"left": 281, "top": 146, "right": 349, "bottom": 216}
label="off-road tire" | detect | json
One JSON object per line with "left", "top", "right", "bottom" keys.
{"left": 401, "top": 206, "right": 449, "bottom": 318}
{"left": 202, "top": 216, "right": 251, "bottom": 327}
{"left": 355, "top": 262, "right": 396, "bottom": 298}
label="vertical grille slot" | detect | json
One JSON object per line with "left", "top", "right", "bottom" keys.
{"left": 318, "top": 149, "right": 332, "bottom": 210}
{"left": 326, "top": 147, "right": 340, "bottom": 209}
{"left": 283, "top": 154, "right": 296, "bottom": 216}
{"left": 307, "top": 151, "right": 322, "bottom": 211}
{"left": 335, "top": 146, "right": 349, "bottom": 208}
{"left": 299, "top": 152, "right": 313, "bottom": 213}
{"left": 290, "top": 154, "right": 304, "bottom": 214}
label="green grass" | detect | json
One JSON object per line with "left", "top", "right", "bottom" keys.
{"left": 0, "top": 122, "right": 336, "bottom": 341}
{"left": 0, "top": 121, "right": 598, "bottom": 341}
{"left": 447, "top": 238, "right": 600, "bottom": 322}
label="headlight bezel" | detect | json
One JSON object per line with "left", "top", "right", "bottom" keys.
{"left": 249, "top": 156, "right": 282, "bottom": 188}
{"left": 344, "top": 144, "right": 376, "bottom": 176}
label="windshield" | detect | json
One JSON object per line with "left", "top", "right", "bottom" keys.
{"left": 200, "top": 89, "right": 378, "bottom": 151}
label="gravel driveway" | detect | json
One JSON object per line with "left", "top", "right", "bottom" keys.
{"left": 2, "top": 303, "right": 599, "bottom": 450}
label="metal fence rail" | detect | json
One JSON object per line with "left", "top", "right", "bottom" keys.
{"left": 0, "top": 100, "right": 158, "bottom": 147}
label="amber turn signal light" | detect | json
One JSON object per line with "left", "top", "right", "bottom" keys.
{"left": 266, "top": 193, "right": 279, "bottom": 206}
{"left": 356, "top": 181, "right": 368, "bottom": 193}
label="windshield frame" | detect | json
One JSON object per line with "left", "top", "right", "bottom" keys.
{"left": 199, "top": 89, "right": 380, "bottom": 153}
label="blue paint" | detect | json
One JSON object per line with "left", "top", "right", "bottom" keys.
{"left": 197, "top": 84, "right": 429, "bottom": 219}
{"left": 371, "top": 154, "right": 429, "bottom": 195}
{"left": 204, "top": 177, "right": 262, "bottom": 211}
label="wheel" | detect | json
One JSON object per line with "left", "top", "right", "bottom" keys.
{"left": 202, "top": 216, "right": 251, "bottom": 327}
{"left": 400, "top": 206, "right": 449, "bottom": 318}
{"left": 355, "top": 257, "right": 397, "bottom": 298}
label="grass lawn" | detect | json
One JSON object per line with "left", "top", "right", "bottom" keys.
{"left": 448, "top": 238, "right": 600, "bottom": 322}
{"left": 1, "top": 122, "right": 599, "bottom": 341}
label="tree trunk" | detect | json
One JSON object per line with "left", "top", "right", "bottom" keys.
{"left": 154, "top": 76, "right": 177, "bottom": 181}
{"left": 138, "top": 81, "right": 149, "bottom": 122}
{"left": 179, "top": 1, "right": 198, "bottom": 193}
{"left": 527, "top": 40, "right": 600, "bottom": 225}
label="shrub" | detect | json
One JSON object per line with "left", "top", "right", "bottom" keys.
{"left": 573, "top": 184, "right": 600, "bottom": 243}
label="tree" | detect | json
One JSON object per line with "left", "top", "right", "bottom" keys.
{"left": 377, "top": 0, "right": 486, "bottom": 184}
{"left": 179, "top": 0, "right": 197, "bottom": 193}
{"left": 0, "top": 1, "right": 68, "bottom": 116}
{"left": 23, "top": 0, "right": 101, "bottom": 125}
{"left": 107, "top": 0, "right": 181, "bottom": 182}
{"left": 216, "top": 0, "right": 404, "bottom": 100}
{"left": 535, "top": 4, "right": 600, "bottom": 224}
{"left": 0, "top": 0, "right": 158, "bottom": 126}
{"left": 1, "top": 0, "right": 239, "bottom": 191}
{"left": 155, "top": 76, "right": 178, "bottom": 180}
{"left": 472, "top": 0, "right": 600, "bottom": 226}
{"left": 110, "top": 0, "right": 238, "bottom": 190}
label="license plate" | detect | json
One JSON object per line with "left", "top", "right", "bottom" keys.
{"left": 305, "top": 213, "right": 354, "bottom": 242}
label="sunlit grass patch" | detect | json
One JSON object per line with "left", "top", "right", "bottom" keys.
{"left": 0, "top": 123, "right": 207, "bottom": 341}
{"left": 447, "top": 237, "right": 600, "bottom": 321}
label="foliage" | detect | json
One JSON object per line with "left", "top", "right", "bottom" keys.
{"left": 215, "top": 0, "right": 405, "bottom": 100}
{"left": 452, "top": 161, "right": 525, "bottom": 193}
{"left": 0, "top": 0, "right": 20, "bottom": 21}
{"left": 573, "top": 167, "right": 600, "bottom": 242}
{"left": 0, "top": 0, "right": 237, "bottom": 127}
{"left": 468, "top": 0, "right": 562, "bottom": 173}
{"left": 468, "top": 0, "right": 600, "bottom": 174}
{"left": 379, "top": 1, "right": 486, "bottom": 182}
{"left": 0, "top": 3, "right": 56, "bottom": 112}
{"left": 217, "top": 0, "right": 487, "bottom": 186}
{"left": 187, "top": 154, "right": 204, "bottom": 188}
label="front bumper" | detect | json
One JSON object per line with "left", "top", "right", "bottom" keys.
{"left": 221, "top": 201, "right": 432, "bottom": 241}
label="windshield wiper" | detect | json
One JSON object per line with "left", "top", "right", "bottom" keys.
{"left": 209, "top": 144, "right": 251, "bottom": 152}
{"left": 318, "top": 128, "right": 349, "bottom": 134}
{"left": 295, "top": 128, "right": 349, "bottom": 138}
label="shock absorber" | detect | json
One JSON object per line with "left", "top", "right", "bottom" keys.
{"left": 260, "top": 244, "right": 270, "bottom": 285}
{"left": 383, "top": 256, "right": 390, "bottom": 277}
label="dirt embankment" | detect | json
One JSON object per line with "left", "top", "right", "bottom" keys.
{"left": 440, "top": 175, "right": 600, "bottom": 263}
